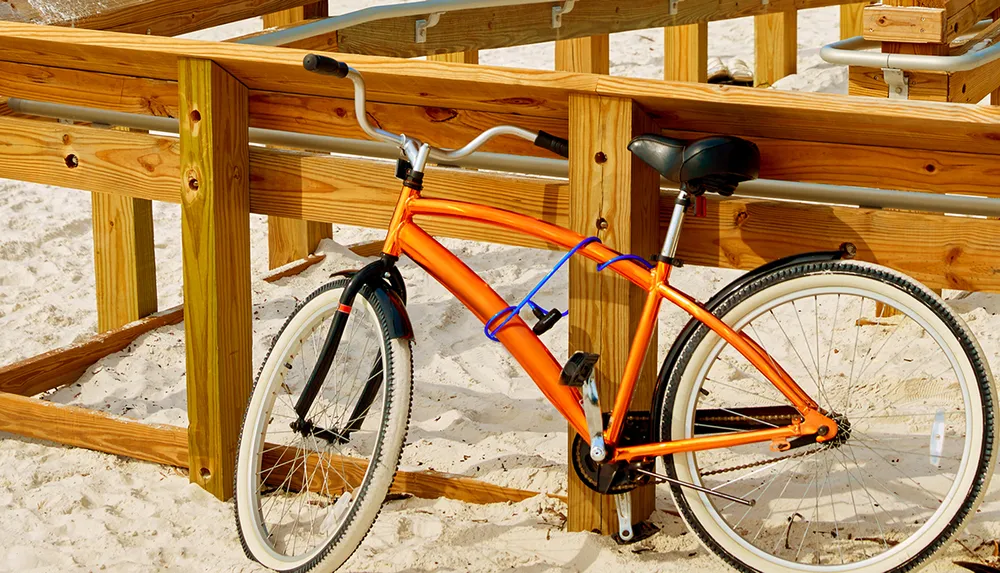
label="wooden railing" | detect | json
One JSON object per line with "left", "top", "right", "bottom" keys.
{"left": 3, "top": 9, "right": 1000, "bottom": 535}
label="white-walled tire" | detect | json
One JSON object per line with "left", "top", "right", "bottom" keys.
{"left": 235, "top": 279, "right": 412, "bottom": 573}
{"left": 658, "top": 260, "right": 997, "bottom": 573}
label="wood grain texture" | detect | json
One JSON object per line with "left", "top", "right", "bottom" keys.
{"left": 0, "top": 391, "right": 189, "bottom": 467}
{"left": 594, "top": 76, "right": 1000, "bottom": 155}
{"left": 555, "top": 36, "right": 610, "bottom": 76}
{"left": 330, "top": 0, "right": 846, "bottom": 58}
{"left": 3, "top": 0, "right": 320, "bottom": 37}
{"left": 261, "top": 254, "right": 326, "bottom": 283}
{"left": 754, "top": 11, "right": 798, "bottom": 88}
{"left": 848, "top": 66, "right": 949, "bottom": 100}
{"left": 7, "top": 117, "right": 1000, "bottom": 291}
{"left": 664, "top": 23, "right": 708, "bottom": 83}
{"left": 92, "top": 190, "right": 158, "bottom": 332}
{"left": 429, "top": 51, "right": 480, "bottom": 65}
{"left": 262, "top": 2, "right": 327, "bottom": 29}
{"left": 178, "top": 58, "right": 252, "bottom": 501}
{"left": 0, "top": 21, "right": 588, "bottom": 119}
{"left": 567, "top": 94, "right": 659, "bottom": 534}
{"left": 0, "top": 306, "right": 183, "bottom": 397}
{"left": 267, "top": 215, "right": 331, "bottom": 269}
{"left": 863, "top": 6, "right": 946, "bottom": 42}
{"left": 842, "top": 2, "right": 868, "bottom": 38}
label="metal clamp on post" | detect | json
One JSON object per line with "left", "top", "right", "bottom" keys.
{"left": 415, "top": 12, "right": 443, "bottom": 43}
{"left": 552, "top": 0, "right": 575, "bottom": 28}
{"left": 882, "top": 68, "right": 909, "bottom": 100}
{"left": 669, "top": 0, "right": 678, "bottom": 15}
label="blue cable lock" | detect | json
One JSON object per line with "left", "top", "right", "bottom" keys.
{"left": 483, "top": 239, "right": 655, "bottom": 342}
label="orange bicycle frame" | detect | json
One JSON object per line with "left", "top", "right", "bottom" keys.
{"left": 382, "top": 184, "right": 836, "bottom": 464}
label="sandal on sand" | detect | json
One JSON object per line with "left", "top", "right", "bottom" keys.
{"left": 727, "top": 58, "right": 754, "bottom": 86}
{"left": 706, "top": 56, "right": 729, "bottom": 84}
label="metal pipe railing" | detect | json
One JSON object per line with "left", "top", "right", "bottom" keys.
{"left": 821, "top": 19, "right": 1000, "bottom": 73}
{"left": 239, "top": 0, "right": 573, "bottom": 47}
{"left": 10, "top": 98, "right": 1000, "bottom": 218}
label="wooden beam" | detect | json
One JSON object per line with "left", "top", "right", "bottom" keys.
{"left": 754, "top": 11, "right": 798, "bottom": 88}
{"left": 262, "top": 253, "right": 326, "bottom": 283}
{"left": 848, "top": 66, "right": 949, "bottom": 100}
{"left": 863, "top": 6, "right": 947, "bottom": 42}
{"left": 349, "top": 240, "right": 387, "bottom": 258}
{"left": 4, "top": 0, "right": 321, "bottom": 37}
{"left": 842, "top": 3, "right": 868, "bottom": 38}
{"left": 92, "top": 190, "right": 158, "bottom": 332}
{"left": 0, "top": 306, "right": 183, "bottom": 397}
{"left": 324, "top": 0, "right": 844, "bottom": 59}
{"left": 0, "top": 389, "right": 561, "bottom": 506}
{"left": 178, "top": 58, "right": 252, "bottom": 501}
{"left": 0, "top": 391, "right": 189, "bottom": 467}
{"left": 555, "top": 35, "right": 609, "bottom": 75}
{"left": 567, "top": 94, "right": 659, "bottom": 534}
{"left": 6, "top": 117, "right": 1000, "bottom": 291}
{"left": 428, "top": 51, "right": 480, "bottom": 65}
{"left": 664, "top": 23, "right": 708, "bottom": 83}
{"left": 262, "top": 4, "right": 332, "bottom": 270}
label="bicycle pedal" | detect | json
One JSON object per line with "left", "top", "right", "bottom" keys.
{"left": 560, "top": 351, "right": 599, "bottom": 387}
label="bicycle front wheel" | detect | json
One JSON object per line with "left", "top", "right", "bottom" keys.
{"left": 658, "top": 260, "right": 997, "bottom": 573}
{"left": 235, "top": 279, "right": 412, "bottom": 573}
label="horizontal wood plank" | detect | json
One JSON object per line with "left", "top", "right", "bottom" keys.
{"left": 863, "top": 6, "right": 946, "bottom": 43}
{"left": 848, "top": 66, "right": 949, "bottom": 101}
{"left": 596, "top": 76, "right": 1000, "bottom": 154}
{"left": 331, "top": 0, "right": 846, "bottom": 58}
{"left": 261, "top": 254, "right": 326, "bottom": 283}
{"left": 0, "top": 306, "right": 183, "bottom": 397}
{"left": 0, "top": 391, "right": 189, "bottom": 467}
{"left": 3, "top": 0, "right": 320, "bottom": 37}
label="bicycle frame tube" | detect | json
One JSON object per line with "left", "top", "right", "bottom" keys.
{"left": 386, "top": 195, "right": 835, "bottom": 463}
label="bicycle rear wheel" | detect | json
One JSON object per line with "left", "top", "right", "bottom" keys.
{"left": 658, "top": 260, "right": 996, "bottom": 572}
{"left": 235, "top": 279, "right": 412, "bottom": 572}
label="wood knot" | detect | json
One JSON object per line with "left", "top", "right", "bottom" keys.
{"left": 734, "top": 209, "right": 749, "bottom": 227}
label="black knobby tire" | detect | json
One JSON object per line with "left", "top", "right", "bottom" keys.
{"left": 234, "top": 279, "right": 413, "bottom": 572}
{"left": 655, "top": 260, "right": 997, "bottom": 573}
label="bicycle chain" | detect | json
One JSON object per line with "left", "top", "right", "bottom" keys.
{"left": 699, "top": 445, "right": 827, "bottom": 477}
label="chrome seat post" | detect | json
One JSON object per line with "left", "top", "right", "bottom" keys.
{"left": 661, "top": 188, "right": 691, "bottom": 261}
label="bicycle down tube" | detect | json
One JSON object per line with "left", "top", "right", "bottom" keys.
{"left": 383, "top": 190, "right": 839, "bottom": 463}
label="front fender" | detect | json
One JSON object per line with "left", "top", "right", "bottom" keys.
{"left": 371, "top": 286, "right": 413, "bottom": 340}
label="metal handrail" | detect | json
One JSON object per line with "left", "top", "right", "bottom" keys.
{"left": 820, "top": 19, "right": 1000, "bottom": 73}
{"left": 9, "top": 98, "right": 1000, "bottom": 218}
{"left": 239, "top": 0, "right": 573, "bottom": 47}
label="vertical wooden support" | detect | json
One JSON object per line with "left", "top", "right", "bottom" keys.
{"left": 429, "top": 51, "right": 480, "bottom": 64}
{"left": 664, "top": 23, "right": 708, "bottom": 82}
{"left": 178, "top": 58, "right": 252, "bottom": 501}
{"left": 555, "top": 35, "right": 610, "bottom": 75}
{"left": 92, "top": 192, "right": 158, "bottom": 333}
{"left": 840, "top": 3, "right": 867, "bottom": 39}
{"left": 754, "top": 11, "right": 798, "bottom": 87}
{"left": 264, "top": 3, "right": 332, "bottom": 270}
{"left": 566, "top": 94, "right": 660, "bottom": 534}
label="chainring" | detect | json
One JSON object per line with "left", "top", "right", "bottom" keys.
{"left": 571, "top": 412, "right": 655, "bottom": 495}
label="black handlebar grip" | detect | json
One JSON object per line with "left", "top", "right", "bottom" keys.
{"left": 303, "top": 54, "right": 350, "bottom": 78}
{"left": 534, "top": 130, "right": 569, "bottom": 159}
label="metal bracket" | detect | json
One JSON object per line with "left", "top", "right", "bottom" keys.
{"left": 415, "top": 12, "right": 443, "bottom": 43}
{"left": 552, "top": 0, "right": 575, "bottom": 28}
{"left": 669, "top": 0, "right": 679, "bottom": 15}
{"left": 762, "top": 0, "right": 769, "bottom": 6}
{"left": 882, "top": 67, "right": 909, "bottom": 100}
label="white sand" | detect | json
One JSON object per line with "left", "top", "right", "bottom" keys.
{"left": 1, "top": 3, "right": 998, "bottom": 572}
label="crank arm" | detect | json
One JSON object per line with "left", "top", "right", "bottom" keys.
{"left": 634, "top": 467, "right": 755, "bottom": 507}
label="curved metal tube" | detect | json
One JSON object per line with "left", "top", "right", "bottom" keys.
{"left": 821, "top": 20, "right": 1000, "bottom": 72}
{"left": 239, "top": 0, "right": 569, "bottom": 47}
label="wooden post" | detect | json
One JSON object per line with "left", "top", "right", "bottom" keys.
{"left": 664, "top": 23, "right": 708, "bottom": 82}
{"left": 754, "top": 11, "right": 798, "bottom": 87}
{"left": 429, "top": 51, "right": 480, "bottom": 64}
{"left": 566, "top": 94, "right": 660, "bottom": 534}
{"left": 840, "top": 3, "right": 867, "bottom": 39}
{"left": 264, "top": 3, "right": 332, "bottom": 270}
{"left": 178, "top": 57, "right": 252, "bottom": 501}
{"left": 555, "top": 35, "right": 610, "bottom": 76}
{"left": 91, "top": 191, "right": 157, "bottom": 332}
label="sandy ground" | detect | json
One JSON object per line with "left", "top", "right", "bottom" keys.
{"left": 2, "top": 2, "right": 999, "bottom": 572}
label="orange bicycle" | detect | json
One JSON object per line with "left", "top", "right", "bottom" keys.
{"left": 234, "top": 55, "right": 998, "bottom": 573}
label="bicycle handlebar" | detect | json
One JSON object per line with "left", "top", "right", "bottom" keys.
{"left": 302, "top": 54, "right": 569, "bottom": 162}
